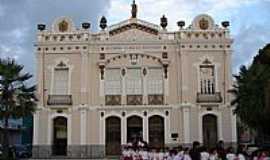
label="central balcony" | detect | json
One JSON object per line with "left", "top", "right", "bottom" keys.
{"left": 196, "top": 92, "right": 222, "bottom": 103}
{"left": 47, "top": 95, "right": 72, "bottom": 105}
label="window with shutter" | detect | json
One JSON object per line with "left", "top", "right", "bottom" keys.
{"left": 147, "top": 68, "right": 164, "bottom": 105}
{"left": 54, "top": 68, "right": 69, "bottom": 95}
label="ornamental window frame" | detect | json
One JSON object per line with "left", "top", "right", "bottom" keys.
{"left": 49, "top": 58, "right": 73, "bottom": 95}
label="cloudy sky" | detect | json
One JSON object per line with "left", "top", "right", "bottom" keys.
{"left": 0, "top": 0, "right": 270, "bottom": 82}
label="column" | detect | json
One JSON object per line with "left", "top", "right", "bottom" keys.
{"left": 231, "top": 107, "right": 237, "bottom": 143}
{"left": 143, "top": 68, "right": 148, "bottom": 104}
{"left": 68, "top": 114, "right": 72, "bottom": 145}
{"left": 80, "top": 106, "right": 87, "bottom": 145}
{"left": 182, "top": 105, "right": 191, "bottom": 144}
{"left": 143, "top": 116, "right": 148, "bottom": 142}
{"left": 122, "top": 117, "right": 127, "bottom": 144}
{"left": 165, "top": 113, "right": 170, "bottom": 144}
{"left": 81, "top": 52, "right": 88, "bottom": 104}
{"left": 218, "top": 111, "right": 223, "bottom": 141}
{"left": 33, "top": 110, "right": 40, "bottom": 145}
{"left": 122, "top": 68, "right": 126, "bottom": 105}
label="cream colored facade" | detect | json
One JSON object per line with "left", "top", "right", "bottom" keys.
{"left": 33, "top": 3, "right": 236, "bottom": 158}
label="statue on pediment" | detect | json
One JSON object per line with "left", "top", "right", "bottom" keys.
{"left": 131, "top": 0, "right": 137, "bottom": 18}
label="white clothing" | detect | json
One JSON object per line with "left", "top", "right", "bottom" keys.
{"left": 226, "top": 153, "right": 236, "bottom": 160}
{"left": 141, "top": 151, "right": 149, "bottom": 160}
{"left": 183, "top": 154, "right": 191, "bottom": 160}
{"left": 158, "top": 152, "right": 165, "bottom": 160}
{"left": 201, "top": 152, "right": 210, "bottom": 160}
{"left": 236, "top": 154, "right": 246, "bottom": 160}
{"left": 209, "top": 154, "right": 218, "bottom": 160}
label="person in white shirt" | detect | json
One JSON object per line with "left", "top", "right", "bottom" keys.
{"left": 182, "top": 148, "right": 191, "bottom": 160}
{"left": 122, "top": 146, "right": 130, "bottom": 160}
{"left": 226, "top": 147, "right": 236, "bottom": 160}
{"left": 174, "top": 146, "right": 184, "bottom": 160}
{"left": 158, "top": 149, "right": 165, "bottom": 160}
{"left": 209, "top": 148, "right": 218, "bottom": 160}
{"left": 140, "top": 148, "right": 149, "bottom": 160}
{"left": 163, "top": 148, "right": 170, "bottom": 160}
{"left": 200, "top": 146, "right": 210, "bottom": 160}
{"left": 153, "top": 149, "right": 159, "bottom": 160}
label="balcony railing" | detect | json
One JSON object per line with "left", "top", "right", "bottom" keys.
{"left": 196, "top": 92, "right": 222, "bottom": 103}
{"left": 127, "top": 95, "right": 143, "bottom": 105}
{"left": 148, "top": 95, "right": 164, "bottom": 105}
{"left": 105, "top": 95, "right": 121, "bottom": 105}
{"left": 47, "top": 95, "right": 72, "bottom": 105}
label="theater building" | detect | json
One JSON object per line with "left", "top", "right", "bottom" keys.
{"left": 33, "top": 1, "right": 236, "bottom": 158}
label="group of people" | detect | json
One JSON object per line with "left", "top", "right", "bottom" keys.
{"left": 121, "top": 140, "right": 270, "bottom": 160}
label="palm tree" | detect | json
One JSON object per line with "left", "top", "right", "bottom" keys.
{"left": 0, "top": 58, "right": 37, "bottom": 159}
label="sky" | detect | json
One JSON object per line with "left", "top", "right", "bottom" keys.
{"left": 0, "top": 0, "right": 270, "bottom": 82}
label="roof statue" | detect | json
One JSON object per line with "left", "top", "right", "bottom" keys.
{"left": 131, "top": 0, "right": 137, "bottom": 18}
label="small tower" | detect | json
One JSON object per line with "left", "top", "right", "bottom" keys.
{"left": 131, "top": 0, "right": 137, "bottom": 18}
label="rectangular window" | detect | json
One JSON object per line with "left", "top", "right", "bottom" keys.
{"left": 53, "top": 68, "right": 69, "bottom": 95}
{"left": 105, "top": 68, "right": 121, "bottom": 95}
{"left": 199, "top": 65, "right": 215, "bottom": 94}
{"left": 147, "top": 68, "right": 163, "bottom": 94}
{"left": 126, "top": 68, "right": 142, "bottom": 95}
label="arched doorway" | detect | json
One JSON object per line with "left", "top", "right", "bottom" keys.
{"left": 203, "top": 114, "right": 218, "bottom": 148}
{"left": 149, "top": 115, "right": 164, "bottom": 148}
{"left": 53, "top": 116, "right": 67, "bottom": 156}
{"left": 106, "top": 116, "right": 121, "bottom": 156}
{"left": 127, "top": 116, "right": 143, "bottom": 143}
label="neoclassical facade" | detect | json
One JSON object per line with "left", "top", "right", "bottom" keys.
{"left": 33, "top": 1, "right": 236, "bottom": 158}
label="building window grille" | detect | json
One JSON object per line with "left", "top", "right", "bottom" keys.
{"left": 200, "top": 65, "right": 215, "bottom": 94}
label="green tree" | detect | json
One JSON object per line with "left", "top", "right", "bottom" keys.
{"left": 231, "top": 44, "right": 270, "bottom": 136}
{"left": 0, "top": 58, "right": 37, "bottom": 159}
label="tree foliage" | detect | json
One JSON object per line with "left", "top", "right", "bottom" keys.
{"left": 0, "top": 58, "right": 37, "bottom": 159}
{"left": 231, "top": 44, "right": 270, "bottom": 135}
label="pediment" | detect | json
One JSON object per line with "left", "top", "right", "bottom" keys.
{"left": 109, "top": 28, "right": 158, "bottom": 41}
{"left": 108, "top": 19, "right": 160, "bottom": 41}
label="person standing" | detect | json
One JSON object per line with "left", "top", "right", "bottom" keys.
{"left": 189, "top": 141, "right": 201, "bottom": 160}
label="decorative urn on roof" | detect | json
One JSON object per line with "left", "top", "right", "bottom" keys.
{"left": 100, "top": 16, "right": 107, "bottom": 30}
{"left": 160, "top": 15, "right": 168, "bottom": 29}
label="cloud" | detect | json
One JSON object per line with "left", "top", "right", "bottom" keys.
{"left": 0, "top": 0, "right": 270, "bottom": 83}
{"left": 107, "top": 0, "right": 270, "bottom": 73}
{"left": 0, "top": 0, "right": 111, "bottom": 82}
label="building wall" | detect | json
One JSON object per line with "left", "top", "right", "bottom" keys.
{"left": 33, "top": 13, "right": 236, "bottom": 158}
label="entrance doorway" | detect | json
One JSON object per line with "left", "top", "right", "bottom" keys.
{"left": 203, "top": 114, "right": 218, "bottom": 148}
{"left": 52, "top": 116, "right": 67, "bottom": 156}
{"left": 149, "top": 115, "right": 164, "bottom": 148}
{"left": 127, "top": 116, "right": 143, "bottom": 143}
{"left": 106, "top": 116, "right": 121, "bottom": 156}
